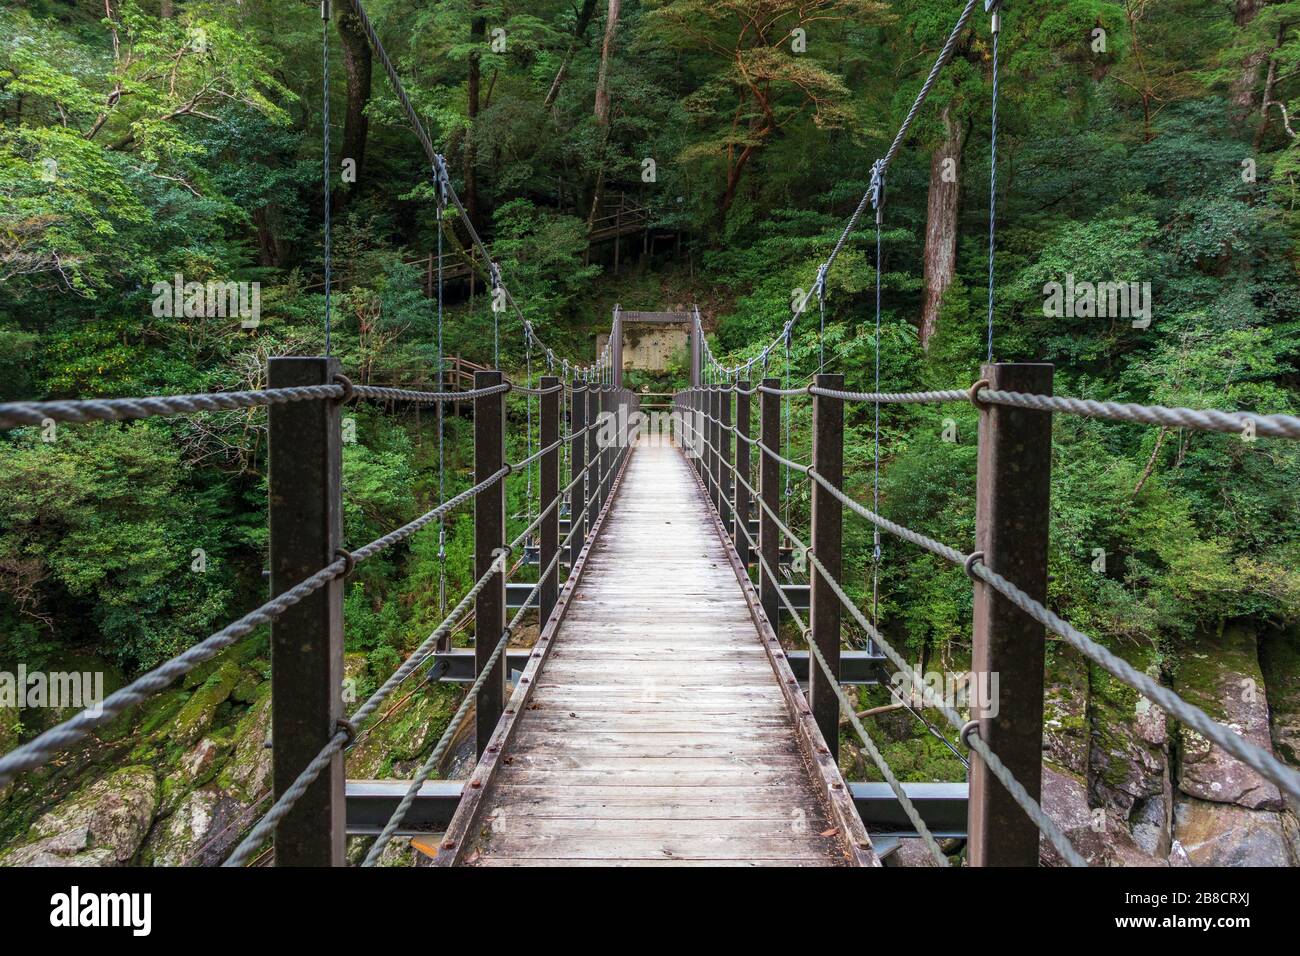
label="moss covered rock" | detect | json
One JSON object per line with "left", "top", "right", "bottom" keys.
{"left": 1174, "top": 624, "right": 1283, "bottom": 810}
{"left": 0, "top": 765, "right": 157, "bottom": 866}
{"left": 1088, "top": 638, "right": 1167, "bottom": 813}
{"left": 141, "top": 785, "right": 245, "bottom": 867}
{"left": 217, "top": 686, "right": 271, "bottom": 802}
{"left": 172, "top": 659, "right": 242, "bottom": 747}
{"left": 1258, "top": 623, "right": 1300, "bottom": 771}
{"left": 1172, "top": 796, "right": 1300, "bottom": 866}
{"left": 1044, "top": 644, "right": 1089, "bottom": 777}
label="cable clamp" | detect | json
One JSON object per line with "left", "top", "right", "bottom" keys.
{"left": 335, "top": 718, "right": 358, "bottom": 746}
{"left": 959, "top": 719, "right": 981, "bottom": 748}
{"left": 321, "top": 0, "right": 331, "bottom": 21}
{"left": 333, "top": 373, "right": 356, "bottom": 405}
{"left": 869, "top": 159, "right": 886, "bottom": 211}
{"left": 334, "top": 548, "right": 356, "bottom": 578}
{"left": 968, "top": 378, "right": 991, "bottom": 406}
{"left": 963, "top": 550, "right": 985, "bottom": 580}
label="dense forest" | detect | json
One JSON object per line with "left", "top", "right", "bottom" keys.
{"left": 1, "top": 0, "right": 1299, "bottom": 866}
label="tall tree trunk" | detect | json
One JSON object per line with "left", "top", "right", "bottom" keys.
{"left": 586, "top": 0, "right": 622, "bottom": 229}
{"left": 544, "top": 0, "right": 599, "bottom": 109}
{"left": 336, "top": 9, "right": 373, "bottom": 206}
{"left": 466, "top": 2, "right": 486, "bottom": 228}
{"left": 919, "top": 103, "right": 967, "bottom": 351}
{"left": 1230, "top": 0, "right": 1269, "bottom": 120}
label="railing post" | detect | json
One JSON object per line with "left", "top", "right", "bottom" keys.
{"left": 539, "top": 375, "right": 560, "bottom": 624}
{"left": 474, "top": 369, "right": 507, "bottom": 757}
{"left": 968, "top": 362, "right": 1054, "bottom": 866}
{"left": 586, "top": 384, "right": 601, "bottom": 533}
{"left": 268, "top": 355, "right": 344, "bottom": 866}
{"left": 759, "top": 378, "right": 781, "bottom": 630}
{"left": 718, "top": 384, "right": 733, "bottom": 529}
{"left": 809, "top": 372, "right": 843, "bottom": 761}
{"left": 734, "top": 379, "right": 751, "bottom": 568}
{"left": 569, "top": 379, "right": 587, "bottom": 570}
{"left": 709, "top": 387, "right": 722, "bottom": 513}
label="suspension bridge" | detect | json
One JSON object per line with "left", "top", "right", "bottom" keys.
{"left": 2, "top": 0, "right": 1300, "bottom": 868}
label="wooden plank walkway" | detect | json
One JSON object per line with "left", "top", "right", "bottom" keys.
{"left": 438, "top": 436, "right": 876, "bottom": 866}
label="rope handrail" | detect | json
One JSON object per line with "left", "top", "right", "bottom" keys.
{"left": 684, "top": 424, "right": 950, "bottom": 867}
{"left": 682, "top": 411, "right": 1085, "bottom": 866}
{"left": 794, "top": 441, "right": 1300, "bottom": 805}
{"left": 695, "top": 382, "right": 1300, "bottom": 441}
{"left": 0, "top": 384, "right": 346, "bottom": 430}
{"left": 0, "top": 464, "right": 509, "bottom": 787}
{"left": 977, "top": 389, "right": 1300, "bottom": 440}
{"left": 231, "top": 446, "right": 625, "bottom": 868}
{"left": 968, "top": 559, "right": 1300, "bottom": 806}
{"left": 358, "top": 453, "right": 621, "bottom": 864}
{"left": 224, "top": 550, "right": 507, "bottom": 867}
{"left": 0, "top": 380, "right": 525, "bottom": 432}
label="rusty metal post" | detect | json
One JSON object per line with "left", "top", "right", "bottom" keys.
{"left": 473, "top": 369, "right": 507, "bottom": 756}
{"left": 718, "top": 384, "right": 733, "bottom": 529}
{"left": 539, "top": 375, "right": 560, "bottom": 624}
{"left": 968, "top": 362, "right": 1054, "bottom": 866}
{"left": 612, "top": 308, "right": 623, "bottom": 388}
{"left": 569, "top": 380, "right": 587, "bottom": 569}
{"left": 586, "top": 384, "right": 601, "bottom": 533}
{"left": 268, "top": 356, "right": 344, "bottom": 866}
{"left": 758, "top": 378, "right": 781, "bottom": 630}
{"left": 710, "top": 387, "right": 723, "bottom": 513}
{"left": 734, "top": 379, "right": 751, "bottom": 568}
{"left": 809, "top": 373, "right": 843, "bottom": 760}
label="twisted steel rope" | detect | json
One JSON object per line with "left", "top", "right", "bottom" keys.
{"left": 969, "top": 560, "right": 1300, "bottom": 805}
{"left": 353, "top": 382, "right": 510, "bottom": 403}
{"left": 361, "top": 468, "right": 609, "bottom": 865}
{"left": 809, "top": 386, "right": 970, "bottom": 404}
{"left": 687, "top": 435, "right": 950, "bottom": 866}
{"left": 0, "top": 385, "right": 345, "bottom": 430}
{"left": 977, "top": 389, "right": 1300, "bottom": 440}
{"left": 0, "top": 466, "right": 509, "bottom": 787}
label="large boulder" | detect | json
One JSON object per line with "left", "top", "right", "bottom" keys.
{"left": 142, "top": 785, "right": 246, "bottom": 867}
{"left": 1174, "top": 624, "right": 1283, "bottom": 810}
{"left": 1088, "top": 640, "right": 1167, "bottom": 813}
{"left": 1040, "top": 763, "right": 1163, "bottom": 867}
{"left": 217, "top": 687, "right": 271, "bottom": 802}
{"left": 0, "top": 765, "right": 157, "bottom": 866}
{"left": 1171, "top": 796, "right": 1300, "bottom": 866}
{"left": 1044, "top": 645, "right": 1089, "bottom": 777}
{"left": 1258, "top": 624, "right": 1300, "bottom": 779}
{"left": 172, "top": 659, "right": 242, "bottom": 747}
{"left": 346, "top": 684, "right": 458, "bottom": 779}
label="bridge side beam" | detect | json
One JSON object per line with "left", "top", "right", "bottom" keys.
{"left": 809, "top": 373, "right": 844, "bottom": 761}
{"left": 268, "top": 356, "right": 345, "bottom": 866}
{"left": 969, "top": 362, "right": 1054, "bottom": 866}
{"left": 474, "top": 369, "right": 507, "bottom": 757}
{"left": 758, "top": 378, "right": 782, "bottom": 631}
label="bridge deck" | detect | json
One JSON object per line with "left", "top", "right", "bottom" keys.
{"left": 443, "top": 438, "right": 869, "bottom": 866}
